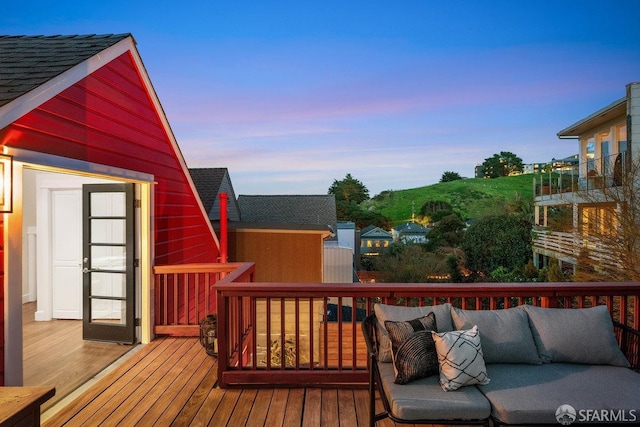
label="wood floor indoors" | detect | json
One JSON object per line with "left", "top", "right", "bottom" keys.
{"left": 42, "top": 336, "right": 476, "bottom": 427}
{"left": 22, "top": 302, "right": 135, "bottom": 412}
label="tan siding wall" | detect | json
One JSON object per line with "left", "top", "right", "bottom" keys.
{"left": 228, "top": 230, "right": 323, "bottom": 282}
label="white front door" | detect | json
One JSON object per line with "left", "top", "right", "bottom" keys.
{"left": 51, "top": 189, "right": 82, "bottom": 319}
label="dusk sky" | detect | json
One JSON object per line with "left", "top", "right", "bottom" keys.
{"left": 4, "top": 1, "right": 640, "bottom": 196}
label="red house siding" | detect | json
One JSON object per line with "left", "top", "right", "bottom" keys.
{"left": 0, "top": 44, "right": 221, "bottom": 385}
{"left": 0, "top": 219, "right": 4, "bottom": 386}
{"left": 0, "top": 51, "right": 219, "bottom": 265}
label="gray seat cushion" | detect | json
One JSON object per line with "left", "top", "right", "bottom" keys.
{"left": 377, "top": 361, "right": 491, "bottom": 421}
{"left": 480, "top": 364, "right": 640, "bottom": 424}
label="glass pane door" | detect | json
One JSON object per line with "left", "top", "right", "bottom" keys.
{"left": 82, "top": 183, "right": 136, "bottom": 343}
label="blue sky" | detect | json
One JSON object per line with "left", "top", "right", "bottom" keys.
{"left": 4, "top": 1, "right": 640, "bottom": 196}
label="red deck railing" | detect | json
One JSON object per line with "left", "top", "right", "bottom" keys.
{"left": 153, "top": 262, "right": 255, "bottom": 335}
{"left": 215, "top": 281, "right": 640, "bottom": 388}
{"left": 152, "top": 264, "right": 640, "bottom": 389}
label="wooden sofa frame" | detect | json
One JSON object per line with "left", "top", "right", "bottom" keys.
{"left": 362, "top": 312, "right": 640, "bottom": 427}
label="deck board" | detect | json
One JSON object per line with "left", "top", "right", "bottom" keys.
{"left": 263, "top": 388, "right": 288, "bottom": 426}
{"left": 245, "top": 388, "right": 273, "bottom": 426}
{"left": 227, "top": 388, "right": 258, "bottom": 426}
{"left": 283, "top": 388, "right": 305, "bottom": 426}
{"left": 22, "top": 302, "right": 134, "bottom": 412}
{"left": 302, "top": 388, "right": 322, "bottom": 427}
{"left": 40, "top": 337, "right": 478, "bottom": 427}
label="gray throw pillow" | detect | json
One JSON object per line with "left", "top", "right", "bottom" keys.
{"left": 385, "top": 312, "right": 439, "bottom": 384}
{"left": 451, "top": 306, "right": 541, "bottom": 364}
{"left": 374, "top": 303, "right": 453, "bottom": 362}
{"left": 522, "top": 304, "right": 630, "bottom": 367}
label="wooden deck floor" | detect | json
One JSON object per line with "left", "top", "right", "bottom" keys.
{"left": 22, "top": 302, "right": 135, "bottom": 412}
{"left": 42, "top": 337, "right": 474, "bottom": 427}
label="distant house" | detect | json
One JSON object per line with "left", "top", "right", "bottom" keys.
{"left": 550, "top": 154, "right": 579, "bottom": 172}
{"left": 324, "top": 221, "right": 358, "bottom": 283}
{"left": 336, "top": 221, "right": 356, "bottom": 251}
{"left": 532, "top": 82, "right": 639, "bottom": 275}
{"left": 238, "top": 194, "right": 337, "bottom": 231}
{"left": 393, "top": 222, "right": 430, "bottom": 244}
{"left": 189, "top": 167, "right": 241, "bottom": 221}
{"left": 523, "top": 162, "right": 545, "bottom": 174}
{"left": 224, "top": 195, "right": 338, "bottom": 282}
{"left": 474, "top": 164, "right": 484, "bottom": 178}
{"left": 360, "top": 225, "right": 393, "bottom": 256}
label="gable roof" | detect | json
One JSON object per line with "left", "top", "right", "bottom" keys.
{"left": 0, "top": 34, "right": 219, "bottom": 264}
{"left": 189, "top": 167, "right": 241, "bottom": 221}
{"left": 360, "top": 225, "right": 393, "bottom": 238}
{"left": 557, "top": 96, "right": 626, "bottom": 138}
{"left": 0, "top": 34, "right": 130, "bottom": 108}
{"left": 238, "top": 195, "right": 336, "bottom": 231}
{"left": 395, "top": 222, "right": 429, "bottom": 234}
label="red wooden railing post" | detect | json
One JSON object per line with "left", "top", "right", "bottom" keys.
{"left": 219, "top": 192, "right": 228, "bottom": 264}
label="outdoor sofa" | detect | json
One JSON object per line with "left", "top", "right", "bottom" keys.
{"left": 362, "top": 303, "right": 640, "bottom": 426}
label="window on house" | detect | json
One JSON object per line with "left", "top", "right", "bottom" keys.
{"left": 367, "top": 240, "right": 372, "bottom": 248}
{"left": 586, "top": 138, "right": 596, "bottom": 175}
{"left": 581, "top": 204, "right": 617, "bottom": 236}
{"left": 601, "top": 132, "right": 611, "bottom": 176}
{"left": 384, "top": 240, "right": 389, "bottom": 247}
{"left": 375, "top": 240, "right": 381, "bottom": 247}
{"left": 618, "top": 125, "right": 628, "bottom": 154}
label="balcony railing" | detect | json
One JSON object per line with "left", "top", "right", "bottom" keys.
{"left": 152, "top": 263, "right": 639, "bottom": 388}
{"left": 531, "top": 228, "right": 622, "bottom": 270}
{"left": 534, "top": 151, "right": 629, "bottom": 198}
{"left": 215, "top": 280, "right": 640, "bottom": 388}
{"left": 153, "top": 262, "right": 255, "bottom": 335}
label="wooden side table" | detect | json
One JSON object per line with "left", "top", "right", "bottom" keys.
{"left": 0, "top": 387, "right": 56, "bottom": 426}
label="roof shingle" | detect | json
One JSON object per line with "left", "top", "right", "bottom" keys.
{"left": 0, "top": 34, "right": 130, "bottom": 108}
{"left": 237, "top": 195, "right": 337, "bottom": 231}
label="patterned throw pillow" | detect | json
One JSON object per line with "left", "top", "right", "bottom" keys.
{"left": 384, "top": 313, "right": 439, "bottom": 384}
{"left": 431, "top": 326, "right": 490, "bottom": 391}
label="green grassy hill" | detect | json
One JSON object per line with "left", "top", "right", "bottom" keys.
{"left": 364, "top": 174, "right": 534, "bottom": 225}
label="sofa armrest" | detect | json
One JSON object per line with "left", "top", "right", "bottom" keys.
{"left": 362, "top": 314, "right": 378, "bottom": 359}
{"left": 614, "top": 321, "right": 640, "bottom": 371}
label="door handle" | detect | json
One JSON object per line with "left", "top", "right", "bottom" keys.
{"left": 83, "top": 267, "right": 102, "bottom": 274}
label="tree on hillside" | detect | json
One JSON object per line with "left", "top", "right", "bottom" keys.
{"left": 425, "top": 213, "right": 465, "bottom": 251}
{"left": 328, "top": 174, "right": 392, "bottom": 228}
{"left": 440, "top": 171, "right": 463, "bottom": 183}
{"left": 336, "top": 201, "right": 392, "bottom": 229}
{"left": 328, "top": 173, "right": 369, "bottom": 204}
{"left": 481, "top": 152, "right": 524, "bottom": 178}
{"left": 462, "top": 213, "right": 532, "bottom": 278}
{"left": 420, "top": 200, "right": 456, "bottom": 224}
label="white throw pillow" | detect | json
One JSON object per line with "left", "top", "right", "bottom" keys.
{"left": 432, "top": 326, "right": 490, "bottom": 391}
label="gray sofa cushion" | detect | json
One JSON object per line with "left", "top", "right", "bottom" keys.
{"left": 377, "top": 361, "right": 491, "bottom": 421}
{"left": 451, "top": 306, "right": 541, "bottom": 364}
{"left": 374, "top": 303, "right": 453, "bottom": 362}
{"left": 523, "top": 305, "right": 630, "bottom": 366}
{"left": 480, "top": 363, "right": 640, "bottom": 425}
